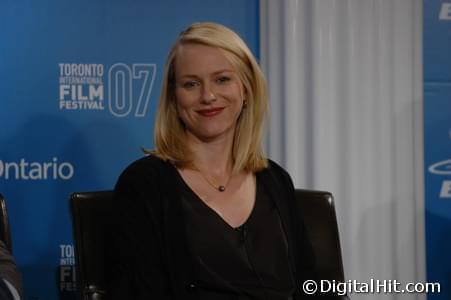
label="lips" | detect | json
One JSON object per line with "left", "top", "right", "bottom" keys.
{"left": 196, "top": 107, "right": 225, "bottom": 117}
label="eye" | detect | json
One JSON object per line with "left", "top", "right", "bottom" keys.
{"left": 216, "top": 76, "right": 231, "bottom": 84}
{"left": 181, "top": 80, "right": 200, "bottom": 89}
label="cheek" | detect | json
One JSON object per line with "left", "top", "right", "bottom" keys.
{"left": 175, "top": 103, "right": 189, "bottom": 128}
{"left": 235, "top": 81, "right": 246, "bottom": 101}
{"left": 175, "top": 92, "right": 191, "bottom": 113}
{"left": 175, "top": 96, "right": 195, "bottom": 125}
{"left": 242, "top": 85, "right": 247, "bottom": 100}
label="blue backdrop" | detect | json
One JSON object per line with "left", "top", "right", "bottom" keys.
{"left": 424, "top": 0, "right": 451, "bottom": 299}
{"left": 0, "top": 1, "right": 259, "bottom": 299}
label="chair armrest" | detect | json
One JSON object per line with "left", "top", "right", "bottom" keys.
{"left": 83, "top": 285, "right": 105, "bottom": 300}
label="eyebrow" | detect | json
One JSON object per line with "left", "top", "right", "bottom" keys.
{"left": 178, "top": 69, "right": 235, "bottom": 79}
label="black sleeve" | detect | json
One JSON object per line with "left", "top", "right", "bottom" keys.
{"left": 0, "top": 279, "right": 14, "bottom": 300}
{"left": 266, "top": 161, "right": 322, "bottom": 299}
{"left": 0, "top": 240, "right": 23, "bottom": 299}
{"left": 281, "top": 169, "right": 319, "bottom": 284}
{"left": 107, "top": 161, "right": 173, "bottom": 300}
{"left": 274, "top": 164, "right": 345, "bottom": 299}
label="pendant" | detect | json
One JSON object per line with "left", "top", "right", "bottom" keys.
{"left": 218, "top": 185, "right": 226, "bottom": 192}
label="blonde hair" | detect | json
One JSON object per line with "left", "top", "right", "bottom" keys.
{"left": 152, "top": 22, "right": 268, "bottom": 173}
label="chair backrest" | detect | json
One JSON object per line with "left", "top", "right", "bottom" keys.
{"left": 70, "top": 189, "right": 346, "bottom": 299}
{"left": 0, "top": 193, "right": 13, "bottom": 252}
{"left": 70, "top": 191, "right": 112, "bottom": 300}
{"left": 295, "top": 189, "right": 345, "bottom": 282}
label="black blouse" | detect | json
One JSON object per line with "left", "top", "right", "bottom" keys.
{"left": 176, "top": 171, "right": 295, "bottom": 300}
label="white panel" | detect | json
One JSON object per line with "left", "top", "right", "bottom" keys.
{"left": 283, "top": 0, "right": 304, "bottom": 180}
{"left": 261, "top": 0, "right": 284, "bottom": 164}
{"left": 261, "top": 0, "right": 425, "bottom": 299}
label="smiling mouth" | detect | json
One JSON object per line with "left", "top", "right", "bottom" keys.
{"left": 196, "top": 107, "right": 225, "bottom": 117}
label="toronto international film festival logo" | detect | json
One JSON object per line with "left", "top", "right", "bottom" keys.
{"left": 58, "top": 63, "right": 156, "bottom": 117}
{"left": 59, "top": 244, "right": 76, "bottom": 293}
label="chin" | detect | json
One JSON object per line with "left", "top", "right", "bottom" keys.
{"left": 185, "top": 121, "right": 236, "bottom": 141}
{"left": 193, "top": 128, "right": 231, "bottom": 141}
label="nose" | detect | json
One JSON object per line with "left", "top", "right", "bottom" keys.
{"left": 200, "top": 82, "right": 216, "bottom": 103}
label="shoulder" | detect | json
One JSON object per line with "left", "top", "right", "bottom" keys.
{"left": 260, "top": 159, "right": 293, "bottom": 185}
{"left": 117, "top": 154, "right": 172, "bottom": 183}
{"left": 265, "top": 159, "right": 289, "bottom": 175}
{"left": 257, "top": 158, "right": 296, "bottom": 198}
{"left": 114, "top": 154, "right": 176, "bottom": 200}
{"left": 121, "top": 154, "right": 170, "bottom": 175}
{"left": 113, "top": 155, "right": 174, "bottom": 220}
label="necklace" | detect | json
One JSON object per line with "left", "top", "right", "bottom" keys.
{"left": 195, "top": 167, "right": 232, "bottom": 192}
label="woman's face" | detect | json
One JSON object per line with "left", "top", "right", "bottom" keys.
{"left": 174, "top": 43, "right": 246, "bottom": 143}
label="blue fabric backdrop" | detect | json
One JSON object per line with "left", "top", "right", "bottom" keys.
{"left": 0, "top": 1, "right": 259, "bottom": 299}
{"left": 424, "top": 0, "right": 451, "bottom": 299}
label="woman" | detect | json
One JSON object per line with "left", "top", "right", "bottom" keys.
{"left": 109, "top": 22, "right": 319, "bottom": 299}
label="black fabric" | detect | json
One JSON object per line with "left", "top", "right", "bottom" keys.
{"left": 0, "top": 279, "right": 14, "bottom": 300}
{"left": 0, "top": 241, "right": 22, "bottom": 300}
{"left": 108, "top": 155, "right": 326, "bottom": 299}
{"left": 178, "top": 171, "right": 295, "bottom": 299}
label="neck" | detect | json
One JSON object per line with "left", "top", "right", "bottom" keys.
{"left": 185, "top": 132, "right": 234, "bottom": 176}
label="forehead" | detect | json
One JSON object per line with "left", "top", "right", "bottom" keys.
{"left": 174, "top": 43, "right": 237, "bottom": 76}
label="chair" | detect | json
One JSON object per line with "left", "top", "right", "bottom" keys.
{"left": 71, "top": 189, "right": 347, "bottom": 299}
{"left": 70, "top": 191, "right": 112, "bottom": 300}
{"left": 0, "top": 193, "right": 13, "bottom": 252}
{"left": 295, "top": 189, "right": 346, "bottom": 283}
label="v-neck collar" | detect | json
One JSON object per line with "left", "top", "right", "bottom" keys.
{"left": 174, "top": 167, "right": 259, "bottom": 230}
